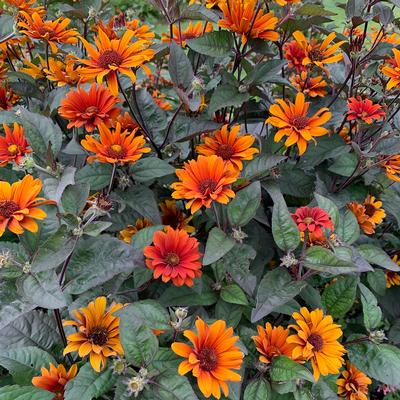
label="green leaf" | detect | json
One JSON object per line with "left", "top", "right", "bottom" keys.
{"left": 221, "top": 284, "right": 248, "bottom": 305}
{"left": 328, "top": 153, "right": 358, "bottom": 176}
{"left": 244, "top": 155, "right": 286, "bottom": 179}
{"left": 0, "top": 386, "right": 53, "bottom": 400}
{"left": 298, "top": 4, "right": 336, "bottom": 16}
{"left": 169, "top": 41, "right": 194, "bottom": 90}
{"left": 357, "top": 244, "right": 400, "bottom": 271}
{"left": 41, "top": 166, "right": 76, "bottom": 203}
{"left": 336, "top": 210, "right": 360, "bottom": 245}
{"left": 244, "top": 379, "right": 271, "bottom": 400}
{"left": 244, "top": 60, "right": 287, "bottom": 86}
{"left": 61, "top": 183, "right": 90, "bottom": 215}
{"left": 203, "top": 227, "right": 235, "bottom": 265}
{"left": 315, "top": 193, "right": 339, "bottom": 228}
{"left": 270, "top": 356, "right": 314, "bottom": 383}
{"left": 359, "top": 283, "right": 382, "bottom": 331}
{"left": 187, "top": 30, "right": 234, "bottom": 57}
{"left": 131, "top": 225, "right": 164, "bottom": 250}
{"left": 151, "top": 347, "right": 181, "bottom": 371}
{"left": 130, "top": 157, "right": 175, "bottom": 182}
{"left": 215, "top": 300, "right": 243, "bottom": 328}
{"left": 322, "top": 276, "right": 357, "bottom": 318}
{"left": 0, "top": 14, "right": 14, "bottom": 38}
{"left": 83, "top": 221, "right": 112, "bottom": 237}
{"left": 367, "top": 269, "right": 387, "bottom": 296}
{"left": 208, "top": 84, "right": 250, "bottom": 115}
{"left": 75, "top": 163, "right": 112, "bottom": 191}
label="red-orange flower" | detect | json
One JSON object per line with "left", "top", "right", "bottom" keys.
{"left": 171, "top": 318, "right": 244, "bottom": 399}
{"left": 284, "top": 40, "right": 307, "bottom": 72}
{"left": 5, "top": 0, "right": 45, "bottom": 16}
{"left": 0, "top": 123, "right": 31, "bottom": 166}
{"left": 347, "top": 97, "right": 385, "bottom": 124}
{"left": 144, "top": 226, "right": 202, "bottom": 287}
{"left": 59, "top": 83, "right": 121, "bottom": 132}
{"left": 292, "top": 206, "right": 334, "bottom": 237}
{"left": 386, "top": 255, "right": 400, "bottom": 288}
{"left": 0, "top": 85, "right": 19, "bottom": 110}
{"left": 380, "top": 154, "right": 400, "bottom": 182}
{"left": 290, "top": 72, "right": 328, "bottom": 97}
{"left": 171, "top": 155, "right": 239, "bottom": 214}
{"left": 382, "top": 48, "right": 400, "bottom": 90}
{"left": 163, "top": 21, "right": 213, "bottom": 47}
{"left": 337, "top": 362, "right": 372, "bottom": 400}
{"left": 116, "top": 111, "right": 139, "bottom": 132}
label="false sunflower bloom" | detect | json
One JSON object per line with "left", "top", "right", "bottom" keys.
{"left": 284, "top": 40, "right": 307, "bottom": 72}
{"left": 144, "top": 226, "right": 202, "bottom": 287}
{"left": 0, "top": 175, "right": 55, "bottom": 236}
{"left": 292, "top": 206, "right": 333, "bottom": 237}
{"left": 81, "top": 123, "right": 150, "bottom": 165}
{"left": 125, "top": 19, "right": 156, "bottom": 41}
{"left": 0, "top": 123, "right": 31, "bottom": 167}
{"left": 218, "top": 0, "right": 279, "bottom": 45}
{"left": 382, "top": 48, "right": 400, "bottom": 90}
{"left": 171, "top": 318, "right": 244, "bottom": 399}
{"left": 45, "top": 56, "right": 80, "bottom": 87}
{"left": 171, "top": 155, "right": 239, "bottom": 214}
{"left": 0, "top": 62, "right": 8, "bottom": 81}
{"left": 386, "top": 255, "right": 400, "bottom": 288}
{"left": 347, "top": 97, "right": 385, "bottom": 124}
{"left": 32, "top": 363, "right": 78, "bottom": 399}
{"left": 78, "top": 29, "right": 155, "bottom": 96}
{"left": 290, "top": 72, "right": 328, "bottom": 97}
{"left": 275, "top": 0, "right": 301, "bottom": 5}
{"left": 63, "top": 297, "right": 124, "bottom": 372}
{"left": 116, "top": 111, "right": 139, "bottom": 132}
{"left": 266, "top": 92, "right": 331, "bottom": 155}
{"left": 287, "top": 307, "right": 346, "bottom": 381}
{"left": 162, "top": 22, "right": 213, "bottom": 47}
{"left": 337, "top": 362, "right": 372, "bottom": 400}
{"left": 119, "top": 218, "right": 153, "bottom": 244}
{"left": 152, "top": 90, "right": 172, "bottom": 111}
{"left": 160, "top": 199, "right": 195, "bottom": 233}
{"left": 5, "top": 0, "right": 45, "bottom": 16}
{"left": 59, "top": 83, "right": 121, "bottom": 133}
{"left": 0, "top": 85, "right": 19, "bottom": 110}
{"left": 196, "top": 124, "right": 259, "bottom": 172}
{"left": 380, "top": 154, "right": 400, "bottom": 182}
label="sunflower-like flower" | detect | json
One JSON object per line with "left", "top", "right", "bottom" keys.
{"left": 44, "top": 56, "right": 80, "bottom": 87}
{"left": 32, "top": 363, "right": 78, "bottom": 399}
{"left": 380, "top": 154, "right": 400, "bottom": 182}
{"left": 152, "top": 90, "right": 172, "bottom": 111}
{"left": 81, "top": 123, "right": 150, "bottom": 165}
{"left": 337, "top": 362, "right": 372, "bottom": 400}
{"left": 59, "top": 83, "right": 121, "bottom": 133}
{"left": 162, "top": 22, "right": 213, "bottom": 47}
{"left": 0, "top": 85, "right": 19, "bottom": 110}
{"left": 160, "top": 199, "right": 195, "bottom": 233}
{"left": 218, "top": 0, "right": 279, "bottom": 45}
{"left": 0, "top": 175, "right": 55, "bottom": 236}
{"left": 171, "top": 155, "right": 239, "bottom": 214}
{"left": 0, "top": 62, "right": 8, "bottom": 81}
{"left": 116, "top": 111, "right": 139, "bottom": 133}
{"left": 266, "top": 92, "right": 331, "bottom": 155}
{"left": 18, "top": 12, "right": 79, "bottom": 53}
{"left": 125, "top": 19, "right": 156, "bottom": 41}
{"left": 0, "top": 123, "right": 31, "bottom": 167}
{"left": 144, "top": 226, "right": 202, "bottom": 287}
{"left": 63, "top": 296, "right": 124, "bottom": 372}
{"left": 189, "top": 0, "right": 223, "bottom": 8}
{"left": 119, "top": 218, "right": 153, "bottom": 243}
{"left": 386, "top": 255, "right": 400, "bottom": 288}
{"left": 347, "top": 97, "right": 385, "bottom": 124}
{"left": 78, "top": 29, "right": 155, "bottom": 96}
{"left": 381, "top": 48, "right": 400, "bottom": 89}
{"left": 171, "top": 318, "right": 244, "bottom": 399}
{"left": 287, "top": 307, "right": 346, "bottom": 380}
{"left": 5, "top": 0, "right": 45, "bottom": 17}
{"left": 284, "top": 40, "right": 307, "bottom": 72}
{"left": 292, "top": 206, "right": 333, "bottom": 237}
{"left": 275, "top": 0, "right": 301, "bottom": 5}
{"left": 290, "top": 72, "right": 328, "bottom": 97}
{"left": 347, "top": 195, "right": 385, "bottom": 235}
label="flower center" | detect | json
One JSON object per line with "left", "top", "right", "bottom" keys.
{"left": 37, "top": 26, "right": 53, "bottom": 37}
{"left": 0, "top": 200, "right": 19, "bottom": 218}
{"left": 302, "top": 217, "right": 314, "bottom": 224}
{"left": 88, "top": 326, "right": 108, "bottom": 346}
{"left": 309, "top": 48, "right": 323, "bottom": 61}
{"left": 164, "top": 252, "right": 180, "bottom": 266}
{"left": 364, "top": 204, "right": 376, "bottom": 217}
{"left": 107, "top": 144, "right": 125, "bottom": 159}
{"left": 198, "top": 178, "right": 217, "bottom": 195}
{"left": 198, "top": 347, "right": 218, "bottom": 372}
{"left": 7, "top": 144, "right": 18, "bottom": 154}
{"left": 98, "top": 50, "right": 123, "bottom": 69}
{"left": 308, "top": 333, "right": 324, "bottom": 352}
{"left": 216, "top": 144, "right": 235, "bottom": 160}
{"left": 84, "top": 105, "right": 99, "bottom": 115}
{"left": 289, "top": 115, "right": 309, "bottom": 130}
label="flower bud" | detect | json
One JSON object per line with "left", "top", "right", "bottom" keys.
{"left": 175, "top": 307, "right": 188, "bottom": 320}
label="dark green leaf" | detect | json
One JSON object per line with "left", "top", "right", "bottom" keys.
{"left": 221, "top": 284, "right": 248, "bottom": 305}
{"left": 61, "top": 183, "right": 90, "bottom": 215}
{"left": 0, "top": 386, "right": 53, "bottom": 400}
{"left": 336, "top": 210, "right": 360, "bottom": 245}
{"left": 359, "top": 283, "right": 382, "bottom": 331}
{"left": 322, "top": 276, "right": 357, "bottom": 318}
{"left": 130, "top": 157, "right": 175, "bottom": 182}
{"left": 169, "top": 41, "right": 194, "bottom": 90}
{"left": 244, "top": 379, "right": 271, "bottom": 400}
{"left": 75, "top": 163, "right": 113, "bottom": 191}
{"left": 357, "top": 244, "right": 400, "bottom": 271}
{"left": 315, "top": 193, "right": 340, "bottom": 228}
{"left": 208, "top": 85, "right": 250, "bottom": 115}
{"left": 187, "top": 31, "right": 234, "bottom": 57}
{"left": 328, "top": 153, "right": 358, "bottom": 176}
{"left": 203, "top": 227, "right": 235, "bottom": 265}
{"left": 270, "top": 356, "right": 314, "bottom": 383}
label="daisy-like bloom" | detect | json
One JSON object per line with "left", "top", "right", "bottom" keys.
{"left": 152, "top": 90, "right": 172, "bottom": 111}
{"left": 347, "top": 97, "right": 385, "bottom": 124}
{"left": 0, "top": 175, "right": 55, "bottom": 236}
{"left": 386, "top": 255, "right": 400, "bottom": 288}
{"left": 144, "top": 226, "right": 202, "bottom": 287}
{"left": 196, "top": 125, "right": 259, "bottom": 172}
{"left": 81, "top": 123, "right": 150, "bottom": 165}
{"left": 0, "top": 85, "right": 19, "bottom": 110}
{"left": 381, "top": 48, "right": 400, "bottom": 89}
{"left": 301, "top": 231, "right": 336, "bottom": 248}
{"left": 275, "top": 0, "right": 301, "bottom": 6}
{"left": 0, "top": 62, "right": 8, "bottom": 81}
{"left": 5, "top": 0, "right": 45, "bottom": 16}
{"left": 218, "top": 0, "right": 279, "bottom": 45}
{"left": 252, "top": 323, "right": 297, "bottom": 364}
{"left": 63, "top": 296, "right": 124, "bottom": 372}
{"left": 160, "top": 199, "right": 195, "bottom": 233}
{"left": 78, "top": 29, "right": 155, "bottom": 96}
{"left": 266, "top": 92, "right": 331, "bottom": 155}
{"left": 45, "top": 56, "right": 80, "bottom": 87}
{"left": 125, "top": 19, "right": 155, "bottom": 41}
{"left": 287, "top": 307, "right": 346, "bottom": 380}
{"left": 171, "top": 155, "right": 239, "bottom": 214}
{"left": 289, "top": 72, "right": 328, "bottom": 97}
{"left": 116, "top": 111, "right": 139, "bottom": 132}
{"left": 162, "top": 22, "right": 213, "bottom": 47}
{"left": 292, "top": 206, "right": 333, "bottom": 237}
{"left": 347, "top": 195, "right": 385, "bottom": 235}
{"left": 18, "top": 12, "right": 79, "bottom": 53}
{"left": 58, "top": 83, "right": 121, "bottom": 133}
{"left": 337, "top": 362, "right": 372, "bottom": 400}
{"left": 118, "top": 218, "right": 153, "bottom": 243}
{"left": 0, "top": 123, "right": 31, "bottom": 166}
{"left": 32, "top": 363, "right": 78, "bottom": 400}
{"left": 380, "top": 154, "right": 400, "bottom": 182}
{"left": 370, "top": 29, "right": 400, "bottom": 46}
{"left": 171, "top": 318, "right": 244, "bottom": 399}
{"left": 189, "top": 0, "right": 223, "bottom": 8}
{"left": 284, "top": 40, "right": 307, "bottom": 72}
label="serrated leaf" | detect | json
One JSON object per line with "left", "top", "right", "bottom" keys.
{"left": 322, "top": 276, "right": 357, "bottom": 318}
{"left": 130, "top": 157, "right": 175, "bottom": 182}
{"left": 75, "top": 163, "right": 112, "bottom": 191}
{"left": 359, "top": 283, "right": 382, "bottom": 331}
{"left": 0, "top": 385, "right": 53, "bottom": 400}
{"left": 203, "top": 227, "right": 235, "bottom": 265}
{"left": 61, "top": 183, "right": 90, "bottom": 215}
{"left": 270, "top": 356, "right": 314, "bottom": 383}
{"left": 169, "top": 41, "right": 194, "bottom": 90}
{"left": 244, "top": 379, "right": 271, "bottom": 400}
{"left": 244, "top": 155, "right": 286, "bottom": 179}
{"left": 315, "top": 193, "right": 339, "bottom": 228}
{"left": 244, "top": 60, "right": 287, "bottom": 86}
{"left": 357, "top": 244, "right": 400, "bottom": 271}
{"left": 208, "top": 85, "right": 250, "bottom": 115}
{"left": 187, "top": 30, "right": 234, "bottom": 57}
{"left": 328, "top": 153, "right": 358, "bottom": 176}
{"left": 336, "top": 210, "right": 360, "bottom": 244}
{"left": 221, "top": 284, "right": 248, "bottom": 305}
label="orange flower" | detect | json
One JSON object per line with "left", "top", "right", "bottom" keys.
{"left": 144, "top": 226, "right": 202, "bottom": 287}
{"left": 0, "top": 85, "right": 19, "bottom": 110}
{"left": 218, "top": 0, "right": 279, "bottom": 45}
{"left": 252, "top": 323, "right": 297, "bottom": 364}
{"left": 380, "top": 154, "right": 400, "bottom": 182}
{"left": 63, "top": 296, "right": 124, "bottom": 372}
{"left": 78, "top": 29, "right": 154, "bottom": 96}
{"left": 171, "top": 318, "right": 244, "bottom": 399}
{"left": 337, "top": 362, "right": 372, "bottom": 400}
{"left": 160, "top": 199, "right": 195, "bottom": 233}
{"left": 59, "top": 83, "right": 121, "bottom": 132}
{"left": 171, "top": 155, "right": 239, "bottom": 214}
{"left": 266, "top": 92, "right": 331, "bottom": 155}
{"left": 119, "top": 218, "right": 153, "bottom": 243}
{"left": 116, "top": 111, "right": 139, "bottom": 132}
{"left": 0, "top": 123, "right": 31, "bottom": 166}
{"left": 382, "top": 48, "right": 400, "bottom": 90}
{"left": 284, "top": 40, "right": 307, "bottom": 72}
{"left": 5, "top": 0, "right": 45, "bottom": 17}
{"left": 18, "top": 12, "right": 79, "bottom": 53}
{"left": 45, "top": 56, "right": 80, "bottom": 87}
{"left": 386, "top": 255, "right": 400, "bottom": 288}
{"left": 125, "top": 19, "right": 155, "bottom": 41}
{"left": 196, "top": 124, "right": 258, "bottom": 172}
{"left": 32, "top": 363, "right": 78, "bottom": 400}
{"left": 275, "top": 0, "right": 301, "bottom": 5}
{"left": 189, "top": 0, "right": 223, "bottom": 8}
{"left": 0, "top": 175, "right": 55, "bottom": 236}
{"left": 290, "top": 72, "right": 328, "bottom": 97}
{"left": 162, "top": 22, "right": 213, "bottom": 47}
{"left": 152, "top": 90, "right": 172, "bottom": 111}
{"left": 347, "top": 97, "right": 385, "bottom": 124}
{"left": 81, "top": 123, "right": 150, "bottom": 165}
{"left": 0, "top": 62, "right": 8, "bottom": 81}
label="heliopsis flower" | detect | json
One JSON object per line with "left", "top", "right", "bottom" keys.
{"left": 5, "top": 0, "right": 45, "bottom": 16}
{"left": 386, "top": 255, "right": 400, "bottom": 288}
{"left": 380, "top": 154, "right": 400, "bottom": 182}
{"left": 289, "top": 72, "right": 328, "bottom": 97}
{"left": 19, "top": 57, "right": 47, "bottom": 80}
{"left": 44, "top": 56, "right": 80, "bottom": 87}
{"left": 337, "top": 362, "right": 372, "bottom": 400}
{"left": 196, "top": 124, "right": 259, "bottom": 172}
{"left": 32, "top": 363, "right": 78, "bottom": 399}
{"left": 0, "top": 175, "right": 55, "bottom": 236}
{"left": 144, "top": 226, "right": 202, "bottom": 287}
{"left": 347, "top": 195, "right": 385, "bottom": 235}
{"left": 78, "top": 29, "right": 155, "bottom": 96}
{"left": 63, "top": 296, "right": 124, "bottom": 372}
{"left": 0, "top": 62, "right": 8, "bottom": 81}
{"left": 218, "top": 0, "right": 279, "bottom": 45}
{"left": 347, "top": 97, "right": 385, "bottom": 124}
{"left": 116, "top": 112, "right": 139, "bottom": 132}
{"left": 0, "top": 123, "right": 31, "bottom": 166}
{"left": 18, "top": 12, "right": 79, "bottom": 53}
{"left": 119, "top": 218, "right": 153, "bottom": 243}
{"left": 162, "top": 22, "right": 213, "bottom": 47}
{"left": 59, "top": 83, "right": 121, "bottom": 132}
{"left": 171, "top": 155, "right": 239, "bottom": 214}
{"left": 370, "top": 29, "right": 400, "bottom": 46}
{"left": 171, "top": 318, "right": 244, "bottom": 399}
{"left": 152, "top": 90, "right": 172, "bottom": 111}
{"left": 252, "top": 323, "right": 297, "bottom": 364}
{"left": 125, "top": 19, "right": 155, "bottom": 41}
{"left": 382, "top": 48, "right": 400, "bottom": 89}
{"left": 0, "top": 85, "right": 19, "bottom": 110}
{"left": 287, "top": 307, "right": 346, "bottom": 380}
{"left": 266, "top": 92, "right": 331, "bottom": 155}
{"left": 81, "top": 123, "right": 150, "bottom": 164}
{"left": 284, "top": 40, "right": 307, "bottom": 72}
{"left": 160, "top": 199, "right": 195, "bottom": 233}
{"left": 275, "top": 0, "right": 301, "bottom": 6}
{"left": 292, "top": 206, "right": 333, "bottom": 237}
{"left": 189, "top": 0, "right": 223, "bottom": 8}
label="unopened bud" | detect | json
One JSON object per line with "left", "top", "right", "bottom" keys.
{"left": 175, "top": 307, "right": 188, "bottom": 320}
{"left": 0, "top": 250, "right": 12, "bottom": 268}
{"left": 22, "top": 262, "right": 31, "bottom": 274}
{"left": 369, "top": 330, "right": 386, "bottom": 343}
